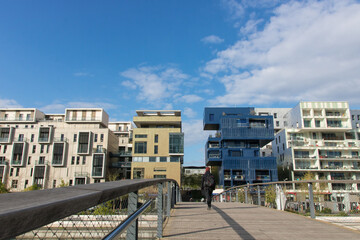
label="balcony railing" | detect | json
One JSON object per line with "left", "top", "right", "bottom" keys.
{"left": 74, "top": 172, "right": 90, "bottom": 177}
{"left": 65, "top": 117, "right": 102, "bottom": 121}
{"left": 0, "top": 159, "right": 8, "bottom": 165}
{"left": 35, "top": 160, "right": 49, "bottom": 165}
{"left": 209, "top": 154, "right": 220, "bottom": 158}
{"left": 92, "top": 167, "right": 103, "bottom": 177}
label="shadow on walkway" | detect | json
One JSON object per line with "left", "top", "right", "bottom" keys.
{"left": 212, "top": 205, "right": 256, "bottom": 240}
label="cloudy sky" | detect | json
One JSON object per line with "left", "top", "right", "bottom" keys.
{"left": 1, "top": 0, "right": 360, "bottom": 165}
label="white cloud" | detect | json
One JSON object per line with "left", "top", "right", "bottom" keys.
{"left": 204, "top": 0, "right": 360, "bottom": 106}
{"left": 177, "top": 94, "right": 204, "bottom": 104}
{"left": 240, "top": 19, "right": 263, "bottom": 35}
{"left": 221, "top": 0, "right": 245, "bottom": 20}
{"left": 201, "top": 35, "right": 224, "bottom": 44}
{"left": 182, "top": 119, "right": 210, "bottom": 146}
{"left": 183, "top": 107, "right": 197, "bottom": 118}
{"left": 120, "top": 65, "right": 189, "bottom": 104}
{"left": 0, "top": 99, "right": 22, "bottom": 108}
{"left": 40, "top": 102, "right": 117, "bottom": 113}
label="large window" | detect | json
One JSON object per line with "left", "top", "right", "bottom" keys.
{"left": 12, "top": 142, "right": 26, "bottom": 165}
{"left": 169, "top": 133, "right": 184, "bottom": 154}
{"left": 134, "top": 142, "right": 147, "bottom": 154}
{"left": 78, "top": 132, "right": 91, "bottom": 154}
{"left": 52, "top": 143, "right": 65, "bottom": 165}
{"left": 92, "top": 153, "right": 104, "bottom": 177}
{"left": 39, "top": 127, "right": 52, "bottom": 143}
{"left": 0, "top": 127, "right": 11, "bottom": 143}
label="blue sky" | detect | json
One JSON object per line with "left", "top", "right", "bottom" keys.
{"left": 1, "top": 0, "right": 360, "bottom": 166}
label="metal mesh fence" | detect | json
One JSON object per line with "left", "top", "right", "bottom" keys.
{"left": 214, "top": 182, "right": 360, "bottom": 231}
{"left": 15, "top": 182, "right": 172, "bottom": 240}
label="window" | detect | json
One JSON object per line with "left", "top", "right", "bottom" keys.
{"left": 10, "top": 168, "right": 13, "bottom": 176}
{"left": 76, "top": 156, "right": 80, "bottom": 165}
{"left": 39, "top": 156, "right": 45, "bottom": 164}
{"left": 94, "top": 134, "right": 98, "bottom": 142}
{"left": 169, "top": 133, "right": 184, "bottom": 154}
{"left": 149, "top": 157, "right": 156, "bottom": 162}
{"left": 92, "top": 154, "right": 104, "bottom": 177}
{"left": 11, "top": 180, "right": 18, "bottom": 188}
{"left": 209, "top": 114, "right": 214, "bottom": 121}
{"left": 40, "top": 145, "right": 44, "bottom": 154}
{"left": 278, "top": 136, "right": 281, "bottom": 143}
{"left": 71, "top": 156, "right": 75, "bottom": 165}
{"left": 53, "top": 180, "right": 56, "bottom": 188}
{"left": 12, "top": 142, "right": 25, "bottom": 165}
{"left": 52, "top": 143, "right": 64, "bottom": 165}
{"left": 160, "top": 157, "right": 167, "bottom": 162}
{"left": 15, "top": 168, "right": 19, "bottom": 176}
{"left": 352, "top": 115, "right": 355, "bottom": 120}
{"left": 170, "top": 156, "right": 180, "bottom": 162}
{"left": 100, "top": 134, "right": 104, "bottom": 142}
{"left": 154, "top": 175, "right": 166, "bottom": 179}
{"left": 28, "top": 156, "right": 31, "bottom": 165}
{"left": 283, "top": 143, "right": 285, "bottom": 151}
{"left": 274, "top": 113, "right": 277, "bottom": 119}
{"left": 78, "top": 132, "right": 90, "bottom": 154}
{"left": 229, "top": 150, "right": 242, "bottom": 157}
{"left": 315, "top": 120, "right": 321, "bottom": 128}
{"left": 73, "top": 134, "right": 77, "bottom": 142}
{"left": 30, "top": 168, "right": 33, "bottom": 177}
{"left": 154, "top": 145, "right": 158, "bottom": 154}
{"left": 69, "top": 180, "right": 73, "bottom": 186}
{"left": 32, "top": 145, "right": 36, "bottom": 154}
{"left": 60, "top": 134, "right": 64, "bottom": 141}
{"left": 24, "top": 180, "right": 28, "bottom": 189}
{"left": 304, "top": 120, "right": 311, "bottom": 128}
{"left": 18, "top": 134, "right": 24, "bottom": 141}
{"left": 3, "top": 145, "right": 6, "bottom": 153}
{"left": 82, "top": 156, "right": 86, "bottom": 165}
{"left": 31, "top": 134, "right": 34, "bottom": 142}
{"left": 154, "top": 134, "right": 158, "bottom": 143}
{"left": 134, "top": 142, "right": 147, "bottom": 154}
{"left": 135, "top": 134, "right": 147, "bottom": 138}
{"left": 276, "top": 121, "right": 279, "bottom": 127}
{"left": 39, "top": 127, "right": 50, "bottom": 142}
{"left": 133, "top": 168, "right": 144, "bottom": 179}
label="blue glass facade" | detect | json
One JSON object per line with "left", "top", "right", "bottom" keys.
{"left": 204, "top": 107, "right": 278, "bottom": 188}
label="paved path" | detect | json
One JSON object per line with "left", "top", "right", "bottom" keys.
{"left": 162, "top": 202, "right": 360, "bottom": 240}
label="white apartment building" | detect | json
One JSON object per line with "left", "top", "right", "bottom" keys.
{"left": 108, "top": 122, "right": 133, "bottom": 179}
{"left": 272, "top": 101, "right": 360, "bottom": 194}
{"left": 0, "top": 108, "right": 121, "bottom": 191}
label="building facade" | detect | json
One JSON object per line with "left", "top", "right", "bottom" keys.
{"left": 108, "top": 122, "right": 133, "bottom": 179}
{"left": 203, "top": 107, "right": 277, "bottom": 188}
{"left": 131, "top": 110, "right": 184, "bottom": 186}
{"left": 0, "top": 108, "right": 122, "bottom": 191}
{"left": 273, "top": 101, "right": 360, "bottom": 192}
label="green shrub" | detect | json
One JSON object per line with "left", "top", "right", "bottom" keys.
{"left": 321, "top": 208, "right": 332, "bottom": 214}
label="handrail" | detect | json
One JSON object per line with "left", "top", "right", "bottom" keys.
{"left": 216, "top": 179, "right": 360, "bottom": 195}
{"left": 103, "top": 199, "right": 153, "bottom": 240}
{"left": 0, "top": 178, "right": 177, "bottom": 240}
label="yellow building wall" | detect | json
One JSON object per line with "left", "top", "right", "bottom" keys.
{"left": 132, "top": 128, "right": 181, "bottom": 157}
{"left": 131, "top": 162, "right": 181, "bottom": 186}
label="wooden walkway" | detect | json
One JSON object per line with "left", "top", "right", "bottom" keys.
{"left": 161, "top": 202, "right": 360, "bottom": 240}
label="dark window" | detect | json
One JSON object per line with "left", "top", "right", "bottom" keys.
{"left": 134, "top": 142, "right": 147, "bottom": 154}
{"left": 78, "top": 132, "right": 90, "bottom": 153}
{"left": 16, "top": 168, "right": 19, "bottom": 176}
{"left": 28, "top": 156, "right": 31, "bottom": 165}
{"left": 73, "top": 134, "right": 77, "bottom": 142}
{"left": 71, "top": 156, "right": 75, "bottom": 165}
{"left": 94, "top": 134, "right": 98, "bottom": 142}
{"left": 100, "top": 134, "right": 104, "bottom": 142}
{"left": 32, "top": 145, "right": 36, "bottom": 154}
{"left": 82, "top": 156, "right": 86, "bottom": 165}
{"left": 149, "top": 157, "right": 156, "bottom": 162}
{"left": 76, "top": 156, "right": 80, "bottom": 165}
{"left": 169, "top": 133, "right": 184, "bottom": 154}
{"left": 52, "top": 143, "right": 64, "bottom": 165}
{"left": 154, "top": 134, "right": 158, "bottom": 143}
{"left": 31, "top": 134, "right": 34, "bottom": 142}
{"left": 160, "top": 157, "right": 167, "bottom": 162}
{"left": 154, "top": 145, "right": 158, "bottom": 154}
{"left": 40, "top": 145, "right": 44, "bottom": 154}
{"left": 135, "top": 134, "right": 147, "bottom": 138}
{"left": 10, "top": 168, "right": 13, "bottom": 176}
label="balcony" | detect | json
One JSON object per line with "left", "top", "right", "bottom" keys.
{"left": 92, "top": 167, "right": 104, "bottom": 177}
{"left": 0, "top": 158, "right": 8, "bottom": 165}
{"left": 255, "top": 175, "right": 270, "bottom": 180}
{"left": 35, "top": 160, "right": 49, "bottom": 165}
{"left": 93, "top": 148, "right": 107, "bottom": 153}
{"left": 53, "top": 137, "right": 68, "bottom": 142}
{"left": 209, "top": 153, "right": 220, "bottom": 159}
{"left": 74, "top": 172, "right": 89, "bottom": 178}
{"left": 208, "top": 143, "right": 220, "bottom": 148}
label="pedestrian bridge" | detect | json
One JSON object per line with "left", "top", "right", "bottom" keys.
{"left": 1, "top": 179, "right": 360, "bottom": 240}
{"left": 162, "top": 202, "right": 360, "bottom": 239}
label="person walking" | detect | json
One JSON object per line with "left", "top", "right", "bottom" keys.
{"left": 201, "top": 167, "right": 216, "bottom": 210}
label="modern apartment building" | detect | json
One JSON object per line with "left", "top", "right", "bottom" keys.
{"left": 108, "top": 122, "right": 133, "bottom": 179}
{"left": 203, "top": 107, "right": 278, "bottom": 188}
{"left": 273, "top": 101, "right": 360, "bottom": 193}
{"left": 131, "top": 110, "right": 183, "bottom": 186}
{"left": 0, "top": 108, "right": 120, "bottom": 191}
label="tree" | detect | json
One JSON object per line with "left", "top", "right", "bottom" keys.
{"left": 58, "top": 179, "right": 69, "bottom": 187}
{"left": 265, "top": 185, "right": 277, "bottom": 208}
{"left": 0, "top": 182, "right": 9, "bottom": 194}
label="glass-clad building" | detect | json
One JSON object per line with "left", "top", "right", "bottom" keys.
{"left": 204, "top": 107, "right": 278, "bottom": 188}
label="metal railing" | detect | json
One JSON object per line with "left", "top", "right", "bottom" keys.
{"left": 0, "top": 179, "right": 180, "bottom": 240}
{"left": 214, "top": 180, "right": 360, "bottom": 223}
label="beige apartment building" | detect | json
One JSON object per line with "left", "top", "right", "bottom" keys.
{"left": 131, "top": 110, "right": 183, "bottom": 186}
{"left": 0, "top": 108, "right": 119, "bottom": 191}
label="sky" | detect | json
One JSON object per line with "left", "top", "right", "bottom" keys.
{"left": 1, "top": 0, "right": 360, "bottom": 166}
